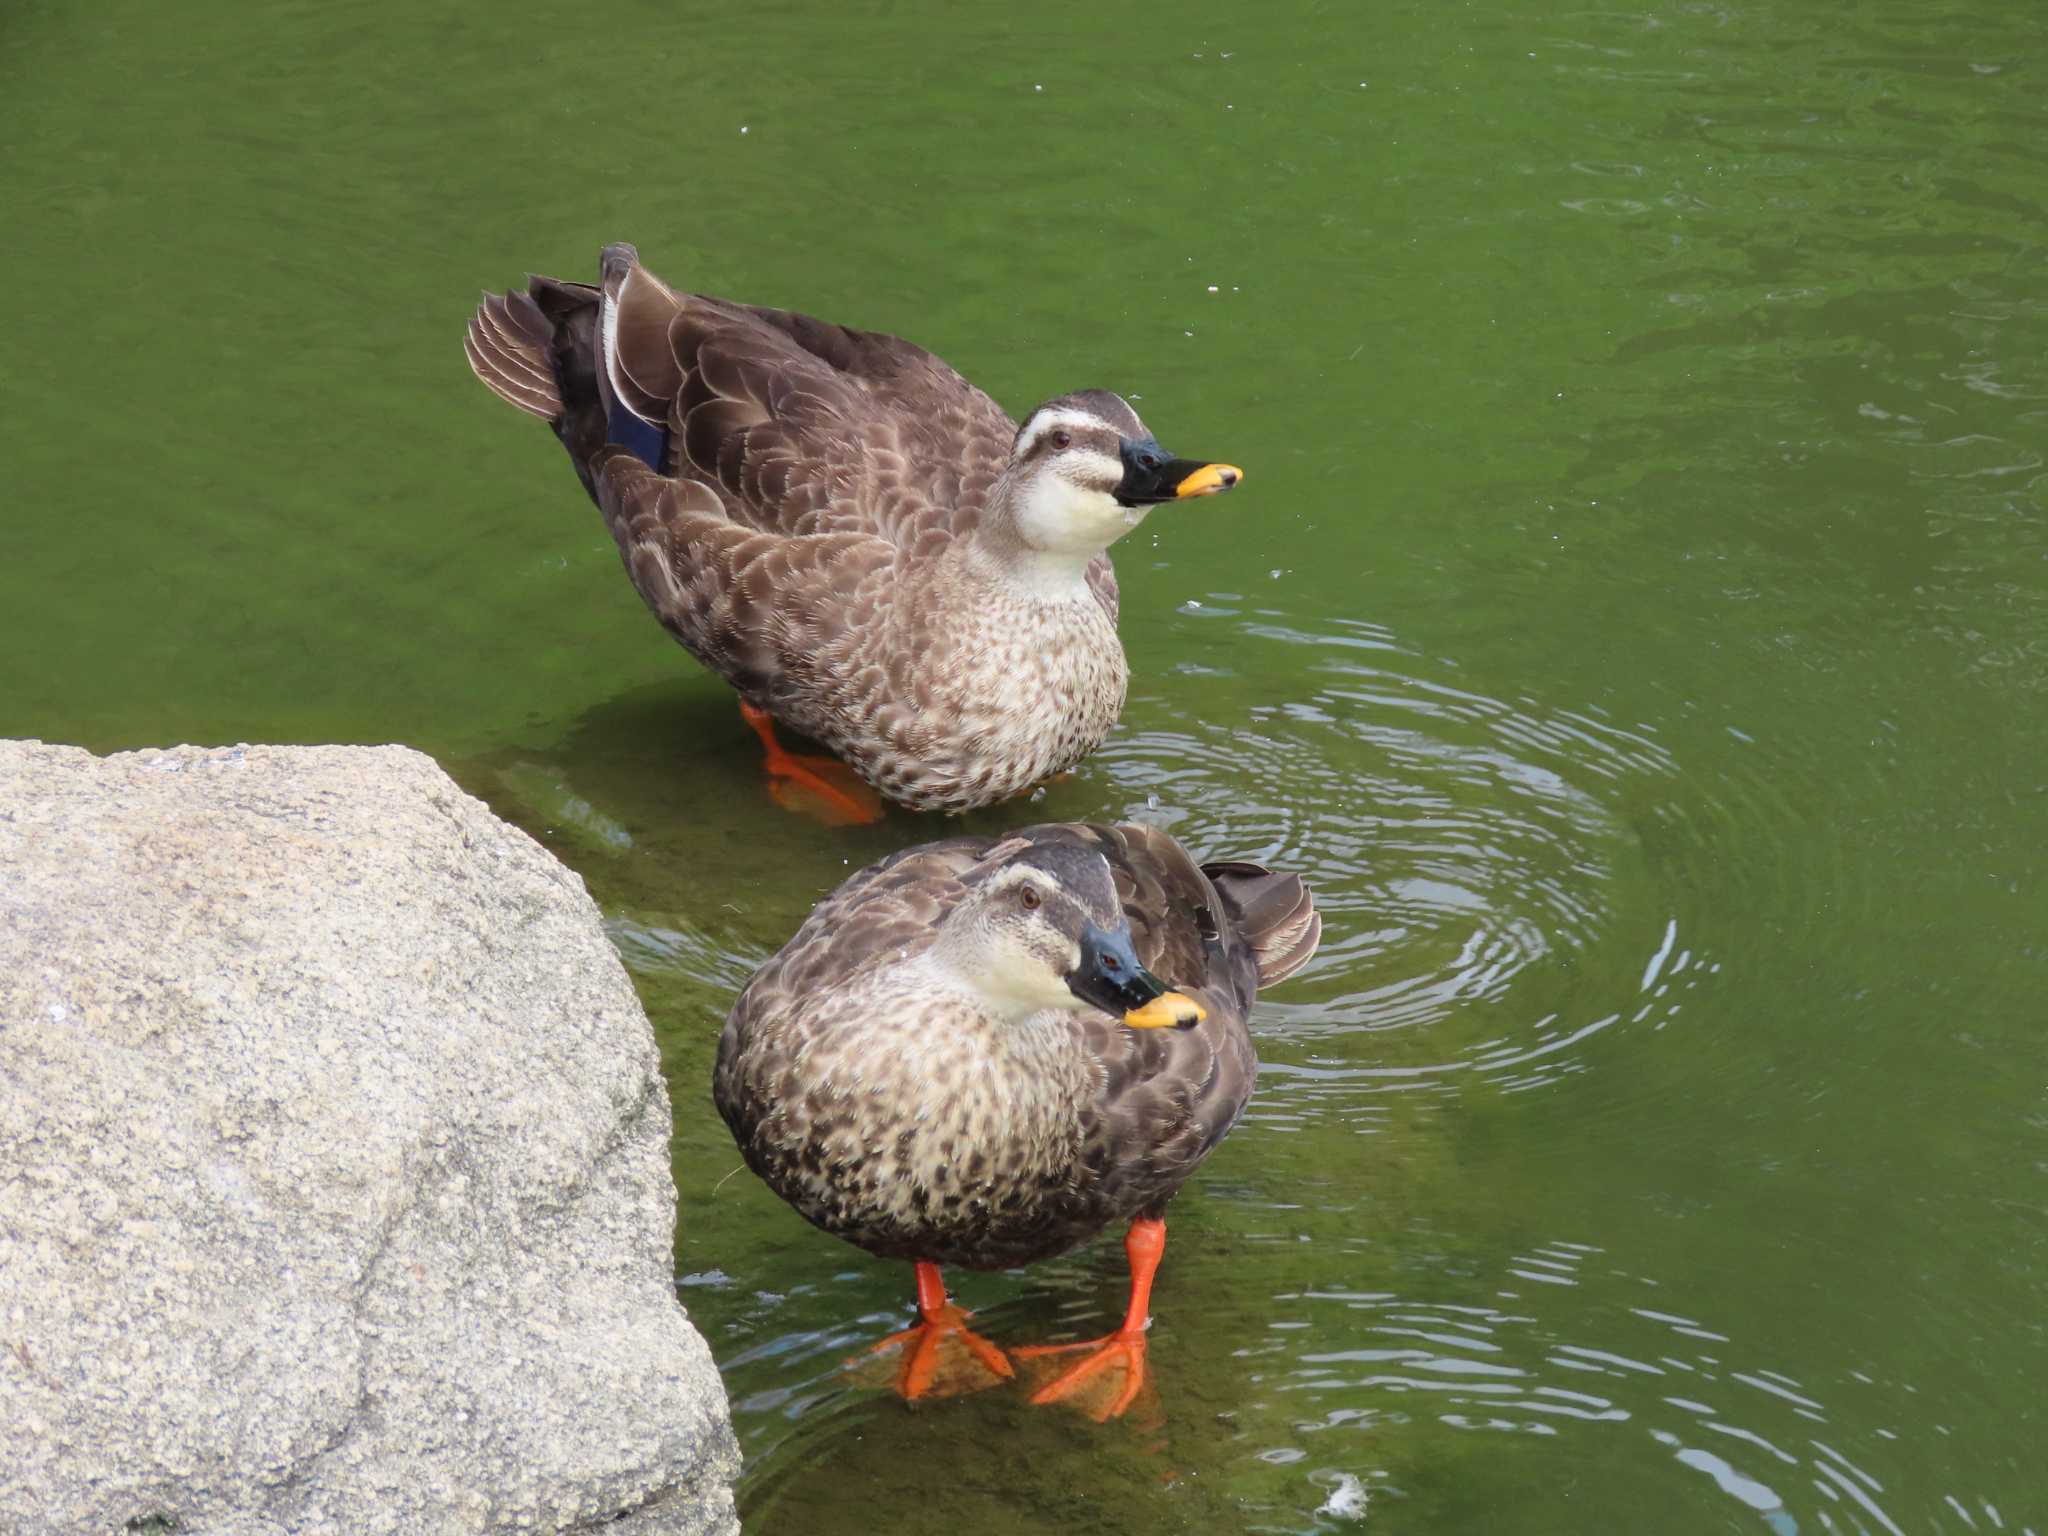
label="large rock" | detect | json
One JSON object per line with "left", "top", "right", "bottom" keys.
{"left": 0, "top": 742, "right": 740, "bottom": 1536}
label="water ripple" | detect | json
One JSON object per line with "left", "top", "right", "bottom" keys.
{"left": 1251, "top": 1242, "right": 2015, "bottom": 1535}
{"left": 1102, "top": 616, "right": 1691, "bottom": 1106}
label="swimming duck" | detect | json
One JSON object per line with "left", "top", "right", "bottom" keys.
{"left": 712, "top": 822, "right": 1320, "bottom": 1417}
{"left": 464, "top": 244, "right": 1243, "bottom": 823}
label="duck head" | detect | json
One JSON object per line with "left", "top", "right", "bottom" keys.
{"left": 996, "top": 390, "right": 1242, "bottom": 565}
{"left": 937, "top": 840, "right": 1207, "bottom": 1029}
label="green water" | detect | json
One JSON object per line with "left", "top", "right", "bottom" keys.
{"left": 7, "top": 0, "right": 2046, "bottom": 1528}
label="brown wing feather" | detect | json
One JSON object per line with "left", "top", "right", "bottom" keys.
{"left": 586, "top": 445, "right": 895, "bottom": 701}
{"left": 1084, "top": 824, "right": 1267, "bottom": 1205}
{"left": 732, "top": 835, "right": 997, "bottom": 1008}
{"left": 467, "top": 250, "right": 940, "bottom": 734}
{"left": 585, "top": 246, "right": 1018, "bottom": 547}
{"left": 735, "top": 300, "right": 1020, "bottom": 505}
{"left": 603, "top": 255, "right": 688, "bottom": 422}
{"left": 668, "top": 307, "right": 1014, "bottom": 546}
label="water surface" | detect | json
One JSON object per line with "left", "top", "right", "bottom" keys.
{"left": 5, "top": 0, "right": 2045, "bottom": 1529}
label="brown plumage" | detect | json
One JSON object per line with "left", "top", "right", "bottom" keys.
{"left": 711, "top": 822, "right": 1319, "bottom": 1272}
{"left": 465, "top": 244, "right": 1242, "bottom": 813}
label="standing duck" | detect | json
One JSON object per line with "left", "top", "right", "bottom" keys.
{"left": 712, "top": 822, "right": 1320, "bottom": 1417}
{"left": 464, "top": 245, "right": 1243, "bottom": 822}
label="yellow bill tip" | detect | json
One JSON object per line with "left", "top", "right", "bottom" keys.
{"left": 1173, "top": 463, "right": 1243, "bottom": 499}
{"left": 1122, "top": 991, "right": 1208, "bottom": 1029}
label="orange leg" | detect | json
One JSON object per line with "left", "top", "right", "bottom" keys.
{"left": 738, "top": 700, "right": 884, "bottom": 826}
{"left": 1015, "top": 1217, "right": 1166, "bottom": 1421}
{"left": 857, "top": 1261, "right": 1015, "bottom": 1402}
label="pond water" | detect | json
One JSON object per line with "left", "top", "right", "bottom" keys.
{"left": 6, "top": 0, "right": 2045, "bottom": 1529}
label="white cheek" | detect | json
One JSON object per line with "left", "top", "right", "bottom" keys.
{"left": 1015, "top": 472, "right": 1132, "bottom": 556}
{"left": 984, "top": 941, "right": 1081, "bottom": 1013}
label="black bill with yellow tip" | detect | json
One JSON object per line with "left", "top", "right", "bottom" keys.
{"left": 1114, "top": 436, "right": 1244, "bottom": 508}
{"left": 1065, "top": 922, "right": 1209, "bottom": 1029}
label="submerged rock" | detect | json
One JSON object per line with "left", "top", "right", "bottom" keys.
{"left": 0, "top": 741, "right": 740, "bottom": 1536}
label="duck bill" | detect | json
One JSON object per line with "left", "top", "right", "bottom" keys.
{"left": 1167, "top": 462, "right": 1242, "bottom": 499}
{"left": 1122, "top": 990, "right": 1208, "bottom": 1029}
{"left": 1114, "top": 439, "right": 1245, "bottom": 507}
{"left": 1065, "top": 923, "right": 1207, "bottom": 1030}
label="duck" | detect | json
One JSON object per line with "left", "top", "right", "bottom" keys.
{"left": 464, "top": 244, "right": 1244, "bottom": 824}
{"left": 712, "top": 821, "right": 1320, "bottom": 1417}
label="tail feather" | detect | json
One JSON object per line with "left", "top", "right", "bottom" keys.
{"left": 1203, "top": 861, "right": 1322, "bottom": 987}
{"left": 465, "top": 245, "right": 675, "bottom": 498}
{"left": 464, "top": 289, "right": 561, "bottom": 418}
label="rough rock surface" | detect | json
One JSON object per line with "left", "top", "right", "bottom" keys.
{"left": 0, "top": 741, "right": 740, "bottom": 1536}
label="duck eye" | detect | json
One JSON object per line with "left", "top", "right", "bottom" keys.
{"left": 1051, "top": 429, "right": 1072, "bottom": 451}
{"left": 1019, "top": 885, "right": 1042, "bottom": 911}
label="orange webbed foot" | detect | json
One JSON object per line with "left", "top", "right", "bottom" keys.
{"left": 856, "top": 1302, "right": 1016, "bottom": 1401}
{"left": 1015, "top": 1328, "right": 1151, "bottom": 1421}
{"left": 764, "top": 753, "right": 886, "bottom": 827}
{"left": 739, "top": 701, "right": 885, "bottom": 826}
{"left": 847, "top": 1262, "right": 1014, "bottom": 1402}
{"left": 1019, "top": 1216, "right": 1170, "bottom": 1421}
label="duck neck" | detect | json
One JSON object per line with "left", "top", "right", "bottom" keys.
{"left": 969, "top": 478, "right": 1115, "bottom": 606}
{"left": 915, "top": 928, "right": 1075, "bottom": 1030}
